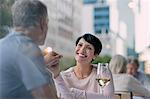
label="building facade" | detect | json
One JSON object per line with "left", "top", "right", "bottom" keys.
{"left": 82, "top": 0, "right": 113, "bottom": 56}
{"left": 40, "top": 0, "right": 82, "bottom": 57}
{"left": 132, "top": 0, "right": 150, "bottom": 73}
{"left": 108, "top": 0, "right": 136, "bottom": 56}
{"left": 83, "top": 0, "right": 150, "bottom": 73}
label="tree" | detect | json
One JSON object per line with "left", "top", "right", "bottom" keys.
{"left": 92, "top": 55, "right": 111, "bottom": 64}
{"left": 60, "top": 55, "right": 112, "bottom": 71}
{"left": 0, "top": 0, "right": 15, "bottom": 38}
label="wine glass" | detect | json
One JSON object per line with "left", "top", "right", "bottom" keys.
{"left": 96, "top": 63, "right": 111, "bottom": 94}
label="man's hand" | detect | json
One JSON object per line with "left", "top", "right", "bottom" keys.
{"left": 44, "top": 51, "right": 62, "bottom": 78}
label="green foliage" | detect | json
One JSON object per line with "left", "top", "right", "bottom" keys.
{"left": 92, "top": 55, "right": 111, "bottom": 64}
{"left": 59, "top": 56, "right": 76, "bottom": 71}
{"left": 0, "top": 8, "right": 12, "bottom": 26}
{"left": 0, "top": 27, "right": 8, "bottom": 38}
{"left": 59, "top": 55, "right": 112, "bottom": 71}
{"left": 0, "top": 0, "right": 15, "bottom": 38}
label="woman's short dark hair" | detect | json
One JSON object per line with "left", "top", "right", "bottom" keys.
{"left": 76, "top": 33, "right": 102, "bottom": 55}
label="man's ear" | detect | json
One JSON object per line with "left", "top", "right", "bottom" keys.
{"left": 40, "top": 17, "right": 45, "bottom": 31}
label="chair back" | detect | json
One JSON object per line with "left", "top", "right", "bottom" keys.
{"left": 115, "top": 91, "right": 132, "bottom": 99}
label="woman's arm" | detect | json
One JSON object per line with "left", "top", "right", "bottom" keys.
{"left": 54, "top": 74, "right": 76, "bottom": 99}
{"left": 70, "top": 87, "right": 114, "bottom": 99}
{"left": 54, "top": 74, "right": 114, "bottom": 99}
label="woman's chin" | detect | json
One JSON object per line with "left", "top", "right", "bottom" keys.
{"left": 76, "top": 58, "right": 87, "bottom": 63}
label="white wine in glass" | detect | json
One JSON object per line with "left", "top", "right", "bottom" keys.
{"left": 96, "top": 63, "right": 111, "bottom": 94}
{"left": 96, "top": 77, "right": 110, "bottom": 88}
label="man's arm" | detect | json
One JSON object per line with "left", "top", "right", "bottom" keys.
{"left": 31, "top": 84, "right": 58, "bottom": 99}
{"left": 31, "top": 51, "right": 62, "bottom": 99}
{"left": 31, "top": 50, "right": 62, "bottom": 99}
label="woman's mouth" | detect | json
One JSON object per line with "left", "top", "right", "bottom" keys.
{"left": 78, "top": 53, "right": 87, "bottom": 58}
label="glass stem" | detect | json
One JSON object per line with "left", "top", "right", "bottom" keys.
{"left": 100, "top": 87, "right": 103, "bottom": 95}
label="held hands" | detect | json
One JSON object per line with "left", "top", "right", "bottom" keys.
{"left": 43, "top": 48, "right": 63, "bottom": 78}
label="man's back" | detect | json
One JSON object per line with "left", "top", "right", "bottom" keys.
{"left": 0, "top": 32, "right": 51, "bottom": 98}
{"left": 135, "top": 71, "right": 150, "bottom": 90}
{"left": 113, "top": 74, "right": 150, "bottom": 98}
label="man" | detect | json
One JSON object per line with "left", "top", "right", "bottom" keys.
{"left": 126, "top": 56, "right": 150, "bottom": 91}
{"left": 0, "top": 0, "right": 61, "bottom": 98}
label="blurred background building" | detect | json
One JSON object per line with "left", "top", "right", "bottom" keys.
{"left": 40, "top": 0, "right": 82, "bottom": 57}
{"left": 82, "top": 0, "right": 112, "bottom": 56}
{"left": 109, "top": 0, "right": 135, "bottom": 57}
{"left": 82, "top": 0, "right": 137, "bottom": 56}
{"left": 108, "top": 0, "right": 150, "bottom": 73}
{"left": 82, "top": 0, "right": 150, "bottom": 73}
{"left": 130, "top": 0, "right": 150, "bottom": 73}
{"left": 0, "top": 0, "right": 149, "bottom": 72}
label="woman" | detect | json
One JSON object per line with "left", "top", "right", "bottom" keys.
{"left": 48, "top": 33, "right": 114, "bottom": 99}
{"left": 109, "top": 55, "right": 150, "bottom": 99}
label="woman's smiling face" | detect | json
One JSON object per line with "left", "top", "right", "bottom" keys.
{"left": 75, "top": 38, "right": 96, "bottom": 64}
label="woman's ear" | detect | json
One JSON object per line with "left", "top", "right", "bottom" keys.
{"left": 93, "top": 54, "right": 98, "bottom": 60}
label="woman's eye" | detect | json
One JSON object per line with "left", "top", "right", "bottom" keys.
{"left": 87, "top": 47, "right": 92, "bottom": 50}
{"left": 78, "top": 43, "right": 82, "bottom": 47}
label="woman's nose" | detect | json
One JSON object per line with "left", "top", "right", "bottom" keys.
{"left": 79, "top": 46, "right": 86, "bottom": 53}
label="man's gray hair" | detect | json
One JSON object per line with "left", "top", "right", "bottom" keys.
{"left": 12, "top": 0, "right": 47, "bottom": 28}
{"left": 127, "top": 56, "right": 139, "bottom": 68}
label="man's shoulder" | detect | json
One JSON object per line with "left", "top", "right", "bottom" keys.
{"left": 0, "top": 32, "right": 33, "bottom": 46}
{"left": 0, "top": 33, "right": 11, "bottom": 43}
{"left": 137, "top": 71, "right": 150, "bottom": 80}
{"left": 138, "top": 71, "right": 148, "bottom": 77}
{"left": 0, "top": 33, "right": 17, "bottom": 52}
{"left": 1, "top": 31, "right": 40, "bottom": 58}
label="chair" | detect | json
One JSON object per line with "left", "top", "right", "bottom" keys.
{"left": 115, "top": 91, "right": 132, "bottom": 99}
{"left": 115, "top": 94, "right": 121, "bottom": 99}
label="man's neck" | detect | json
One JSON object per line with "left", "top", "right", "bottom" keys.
{"left": 14, "top": 27, "right": 40, "bottom": 44}
{"left": 14, "top": 27, "right": 31, "bottom": 36}
{"left": 134, "top": 71, "right": 139, "bottom": 78}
